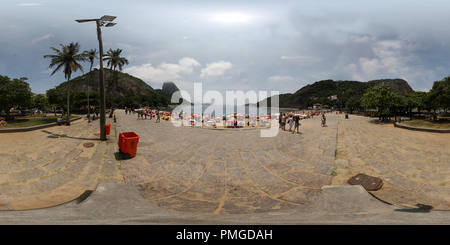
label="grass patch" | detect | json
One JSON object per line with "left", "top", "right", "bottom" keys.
{"left": 402, "top": 119, "right": 450, "bottom": 129}
{"left": 0, "top": 116, "right": 77, "bottom": 128}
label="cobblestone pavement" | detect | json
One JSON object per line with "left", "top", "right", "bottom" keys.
{"left": 116, "top": 111, "right": 337, "bottom": 214}
{"left": 333, "top": 115, "right": 450, "bottom": 210}
{"left": 1, "top": 110, "right": 450, "bottom": 212}
{"left": 0, "top": 116, "right": 122, "bottom": 210}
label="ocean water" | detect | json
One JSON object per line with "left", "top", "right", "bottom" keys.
{"left": 167, "top": 104, "right": 293, "bottom": 117}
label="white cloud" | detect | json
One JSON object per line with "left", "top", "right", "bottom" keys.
{"left": 349, "top": 35, "right": 371, "bottom": 43}
{"left": 115, "top": 43, "right": 136, "bottom": 51}
{"left": 343, "top": 37, "right": 419, "bottom": 81}
{"left": 123, "top": 57, "right": 201, "bottom": 83}
{"left": 42, "top": 68, "right": 53, "bottom": 74}
{"left": 200, "top": 61, "right": 233, "bottom": 78}
{"left": 268, "top": 75, "right": 294, "bottom": 82}
{"left": 32, "top": 34, "right": 53, "bottom": 43}
{"left": 359, "top": 39, "right": 415, "bottom": 76}
{"left": 281, "top": 55, "right": 321, "bottom": 62}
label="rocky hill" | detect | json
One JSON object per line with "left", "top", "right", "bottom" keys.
{"left": 260, "top": 78, "right": 415, "bottom": 109}
{"left": 54, "top": 68, "right": 172, "bottom": 108}
{"left": 155, "top": 81, "right": 180, "bottom": 99}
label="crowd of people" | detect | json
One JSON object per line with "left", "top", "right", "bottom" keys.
{"left": 124, "top": 107, "right": 330, "bottom": 132}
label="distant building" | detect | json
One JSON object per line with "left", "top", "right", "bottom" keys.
{"left": 328, "top": 95, "right": 337, "bottom": 100}
{"left": 313, "top": 103, "right": 322, "bottom": 109}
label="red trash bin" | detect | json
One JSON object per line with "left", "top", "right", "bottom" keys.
{"left": 106, "top": 123, "right": 111, "bottom": 135}
{"left": 118, "top": 132, "right": 140, "bottom": 158}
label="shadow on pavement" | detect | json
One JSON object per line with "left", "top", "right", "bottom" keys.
{"left": 394, "top": 203, "right": 434, "bottom": 213}
{"left": 114, "top": 151, "right": 132, "bottom": 161}
{"left": 41, "top": 130, "right": 102, "bottom": 141}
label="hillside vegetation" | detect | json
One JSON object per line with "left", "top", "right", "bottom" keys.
{"left": 53, "top": 68, "right": 171, "bottom": 108}
{"left": 260, "top": 78, "right": 414, "bottom": 109}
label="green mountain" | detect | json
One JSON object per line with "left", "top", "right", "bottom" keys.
{"left": 260, "top": 78, "right": 415, "bottom": 109}
{"left": 54, "top": 68, "right": 172, "bottom": 108}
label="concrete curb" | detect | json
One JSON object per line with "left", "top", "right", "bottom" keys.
{"left": 1, "top": 183, "right": 450, "bottom": 224}
{"left": 0, "top": 116, "right": 82, "bottom": 133}
{"left": 394, "top": 122, "right": 450, "bottom": 133}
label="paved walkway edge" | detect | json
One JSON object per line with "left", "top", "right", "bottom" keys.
{"left": 395, "top": 122, "right": 450, "bottom": 133}
{"left": 0, "top": 116, "right": 82, "bottom": 133}
{"left": 1, "top": 183, "right": 450, "bottom": 224}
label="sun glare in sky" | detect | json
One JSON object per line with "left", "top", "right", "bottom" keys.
{"left": 211, "top": 12, "right": 253, "bottom": 24}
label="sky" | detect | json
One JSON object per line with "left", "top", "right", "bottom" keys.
{"left": 2, "top": 0, "right": 450, "bottom": 104}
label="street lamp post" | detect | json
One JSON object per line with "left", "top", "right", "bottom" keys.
{"left": 76, "top": 15, "right": 116, "bottom": 141}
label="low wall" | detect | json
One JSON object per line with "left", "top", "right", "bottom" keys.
{"left": 0, "top": 116, "right": 82, "bottom": 133}
{"left": 394, "top": 122, "right": 450, "bottom": 133}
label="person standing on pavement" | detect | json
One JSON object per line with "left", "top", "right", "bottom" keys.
{"left": 279, "top": 113, "right": 282, "bottom": 128}
{"left": 293, "top": 115, "right": 300, "bottom": 134}
{"left": 288, "top": 114, "right": 293, "bottom": 132}
{"left": 281, "top": 113, "right": 286, "bottom": 130}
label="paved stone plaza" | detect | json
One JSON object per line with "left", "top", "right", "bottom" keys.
{"left": 0, "top": 110, "right": 449, "bottom": 214}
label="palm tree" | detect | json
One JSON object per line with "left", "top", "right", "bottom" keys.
{"left": 44, "top": 42, "right": 87, "bottom": 125}
{"left": 83, "top": 49, "right": 99, "bottom": 122}
{"left": 344, "top": 88, "right": 354, "bottom": 115}
{"left": 103, "top": 48, "right": 129, "bottom": 117}
{"left": 335, "top": 80, "right": 343, "bottom": 113}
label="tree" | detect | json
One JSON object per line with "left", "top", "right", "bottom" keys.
{"left": 429, "top": 77, "right": 450, "bottom": 111}
{"left": 423, "top": 91, "right": 439, "bottom": 119}
{"left": 409, "top": 91, "right": 427, "bottom": 117}
{"left": 46, "top": 86, "right": 67, "bottom": 110}
{"left": 345, "top": 96, "right": 361, "bottom": 114}
{"left": 390, "top": 92, "right": 406, "bottom": 116}
{"left": 0, "top": 75, "right": 33, "bottom": 120}
{"left": 404, "top": 93, "right": 417, "bottom": 120}
{"left": 335, "top": 80, "right": 344, "bottom": 112}
{"left": 343, "top": 88, "right": 354, "bottom": 115}
{"left": 103, "top": 48, "right": 129, "bottom": 117}
{"left": 32, "top": 94, "right": 50, "bottom": 111}
{"left": 44, "top": 42, "right": 87, "bottom": 125}
{"left": 360, "top": 84, "right": 394, "bottom": 120}
{"left": 83, "top": 49, "right": 99, "bottom": 121}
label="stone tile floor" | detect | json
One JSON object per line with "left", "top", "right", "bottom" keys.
{"left": 1, "top": 110, "right": 449, "bottom": 212}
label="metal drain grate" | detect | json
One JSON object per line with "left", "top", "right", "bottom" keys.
{"left": 83, "top": 142, "right": 95, "bottom": 148}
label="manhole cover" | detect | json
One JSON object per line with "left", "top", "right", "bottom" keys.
{"left": 347, "top": 173, "right": 383, "bottom": 191}
{"left": 83, "top": 142, "right": 95, "bottom": 148}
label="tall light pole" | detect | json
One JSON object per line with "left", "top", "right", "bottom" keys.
{"left": 76, "top": 15, "right": 116, "bottom": 141}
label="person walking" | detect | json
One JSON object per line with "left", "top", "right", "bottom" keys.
{"left": 156, "top": 110, "right": 160, "bottom": 122}
{"left": 279, "top": 113, "right": 282, "bottom": 128}
{"left": 281, "top": 113, "right": 286, "bottom": 130}
{"left": 293, "top": 114, "right": 300, "bottom": 134}
{"left": 288, "top": 114, "right": 293, "bottom": 132}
